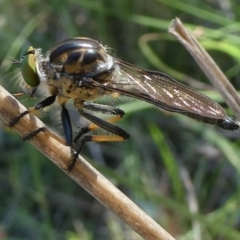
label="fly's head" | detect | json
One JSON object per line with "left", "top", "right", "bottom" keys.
{"left": 49, "top": 37, "right": 115, "bottom": 81}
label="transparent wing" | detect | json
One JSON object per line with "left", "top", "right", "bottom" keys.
{"left": 92, "top": 59, "right": 227, "bottom": 120}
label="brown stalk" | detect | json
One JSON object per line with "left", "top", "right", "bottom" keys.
{"left": 169, "top": 18, "right": 240, "bottom": 119}
{"left": 0, "top": 84, "right": 175, "bottom": 240}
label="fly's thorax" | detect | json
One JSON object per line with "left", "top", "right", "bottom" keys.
{"left": 44, "top": 37, "right": 116, "bottom": 101}
{"left": 47, "top": 74, "right": 107, "bottom": 101}
{"left": 49, "top": 37, "right": 115, "bottom": 81}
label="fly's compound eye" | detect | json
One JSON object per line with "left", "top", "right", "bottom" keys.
{"left": 20, "top": 46, "right": 40, "bottom": 87}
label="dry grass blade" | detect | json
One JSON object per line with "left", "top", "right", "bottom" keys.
{"left": 0, "top": 84, "right": 175, "bottom": 240}
{"left": 169, "top": 18, "right": 240, "bottom": 119}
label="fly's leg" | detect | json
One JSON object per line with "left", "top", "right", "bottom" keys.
{"left": 9, "top": 95, "right": 56, "bottom": 127}
{"left": 68, "top": 131, "right": 128, "bottom": 172}
{"left": 12, "top": 86, "right": 37, "bottom": 98}
{"left": 61, "top": 104, "right": 72, "bottom": 146}
{"left": 68, "top": 103, "right": 129, "bottom": 171}
{"left": 83, "top": 102, "right": 125, "bottom": 117}
{"left": 73, "top": 115, "right": 125, "bottom": 143}
{"left": 22, "top": 127, "right": 46, "bottom": 141}
{"left": 9, "top": 95, "right": 57, "bottom": 139}
{"left": 73, "top": 102, "right": 126, "bottom": 143}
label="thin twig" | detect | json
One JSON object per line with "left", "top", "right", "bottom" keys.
{"left": 0, "top": 84, "right": 175, "bottom": 240}
{"left": 169, "top": 18, "right": 240, "bottom": 119}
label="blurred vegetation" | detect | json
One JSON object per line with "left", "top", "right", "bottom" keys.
{"left": 1, "top": 0, "right": 240, "bottom": 239}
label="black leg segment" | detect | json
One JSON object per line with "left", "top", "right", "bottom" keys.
{"left": 35, "top": 95, "right": 57, "bottom": 110}
{"left": 9, "top": 95, "right": 57, "bottom": 127}
{"left": 78, "top": 110, "right": 130, "bottom": 140}
{"left": 61, "top": 105, "right": 73, "bottom": 146}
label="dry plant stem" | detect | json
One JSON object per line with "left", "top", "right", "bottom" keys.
{"left": 169, "top": 18, "right": 240, "bottom": 120}
{"left": 0, "top": 84, "right": 175, "bottom": 240}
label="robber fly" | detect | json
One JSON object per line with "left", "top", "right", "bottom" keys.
{"left": 10, "top": 37, "right": 239, "bottom": 170}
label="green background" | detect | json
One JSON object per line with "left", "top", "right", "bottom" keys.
{"left": 1, "top": 0, "right": 240, "bottom": 239}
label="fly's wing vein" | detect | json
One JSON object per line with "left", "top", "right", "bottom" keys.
{"left": 99, "top": 59, "right": 226, "bottom": 119}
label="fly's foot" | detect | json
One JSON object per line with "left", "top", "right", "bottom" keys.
{"left": 9, "top": 110, "right": 29, "bottom": 127}
{"left": 22, "top": 127, "right": 46, "bottom": 141}
{"left": 66, "top": 137, "right": 86, "bottom": 172}
{"left": 67, "top": 152, "right": 78, "bottom": 172}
